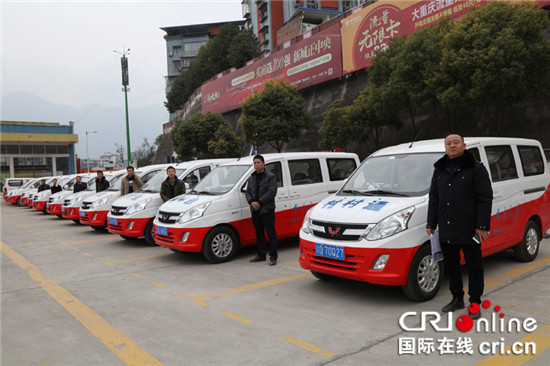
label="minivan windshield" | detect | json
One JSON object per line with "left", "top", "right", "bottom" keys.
{"left": 340, "top": 153, "right": 441, "bottom": 197}
{"left": 140, "top": 169, "right": 186, "bottom": 193}
{"left": 105, "top": 174, "right": 126, "bottom": 191}
{"left": 190, "top": 165, "right": 251, "bottom": 195}
{"left": 21, "top": 179, "right": 38, "bottom": 189}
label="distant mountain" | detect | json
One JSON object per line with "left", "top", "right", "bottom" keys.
{"left": 1, "top": 91, "right": 169, "bottom": 159}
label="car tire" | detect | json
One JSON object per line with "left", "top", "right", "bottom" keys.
{"left": 402, "top": 244, "right": 443, "bottom": 302}
{"left": 202, "top": 226, "right": 238, "bottom": 263}
{"left": 120, "top": 235, "right": 134, "bottom": 240}
{"left": 311, "top": 271, "right": 335, "bottom": 281}
{"left": 72, "top": 219, "right": 80, "bottom": 224}
{"left": 57, "top": 214, "right": 63, "bottom": 218}
{"left": 91, "top": 225, "right": 106, "bottom": 231}
{"left": 15, "top": 197, "right": 21, "bottom": 206}
{"left": 513, "top": 220, "right": 539, "bottom": 262}
{"left": 144, "top": 220, "right": 157, "bottom": 246}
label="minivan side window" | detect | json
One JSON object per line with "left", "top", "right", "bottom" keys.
{"left": 468, "top": 147, "right": 481, "bottom": 162}
{"left": 265, "top": 162, "right": 283, "bottom": 187}
{"left": 8, "top": 179, "right": 24, "bottom": 187}
{"left": 327, "top": 158, "right": 357, "bottom": 181}
{"left": 485, "top": 146, "right": 518, "bottom": 182}
{"left": 289, "top": 159, "right": 322, "bottom": 185}
{"left": 518, "top": 146, "right": 545, "bottom": 176}
{"left": 140, "top": 171, "right": 158, "bottom": 184}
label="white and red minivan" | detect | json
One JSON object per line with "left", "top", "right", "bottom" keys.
{"left": 153, "top": 152, "right": 359, "bottom": 263}
{"left": 299, "top": 137, "right": 550, "bottom": 301}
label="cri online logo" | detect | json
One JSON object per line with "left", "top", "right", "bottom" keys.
{"left": 399, "top": 299, "right": 538, "bottom": 334}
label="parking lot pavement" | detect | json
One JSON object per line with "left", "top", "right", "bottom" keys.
{"left": 2, "top": 202, "right": 549, "bottom": 366}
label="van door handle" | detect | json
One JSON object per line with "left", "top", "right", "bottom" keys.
{"left": 493, "top": 192, "right": 501, "bottom": 199}
{"left": 278, "top": 194, "right": 289, "bottom": 199}
{"left": 328, "top": 189, "right": 337, "bottom": 194}
{"left": 290, "top": 192, "right": 300, "bottom": 198}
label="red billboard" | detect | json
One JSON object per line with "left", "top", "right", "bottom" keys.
{"left": 201, "top": 23, "right": 343, "bottom": 114}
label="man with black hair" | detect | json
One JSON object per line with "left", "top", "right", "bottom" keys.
{"left": 427, "top": 133, "right": 493, "bottom": 319}
{"left": 73, "top": 176, "right": 88, "bottom": 193}
{"left": 95, "top": 171, "right": 110, "bottom": 192}
{"left": 37, "top": 179, "right": 50, "bottom": 192}
{"left": 50, "top": 178, "right": 62, "bottom": 194}
{"left": 121, "top": 166, "right": 143, "bottom": 196}
{"left": 160, "top": 166, "right": 185, "bottom": 202}
{"left": 246, "top": 155, "right": 279, "bottom": 266}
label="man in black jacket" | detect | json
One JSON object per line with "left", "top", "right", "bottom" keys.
{"left": 50, "top": 178, "right": 62, "bottom": 194}
{"left": 160, "top": 166, "right": 186, "bottom": 202}
{"left": 426, "top": 133, "right": 493, "bottom": 319}
{"left": 95, "top": 171, "right": 110, "bottom": 192}
{"left": 73, "top": 176, "right": 88, "bottom": 193}
{"left": 37, "top": 179, "right": 50, "bottom": 192}
{"left": 246, "top": 155, "right": 279, "bottom": 266}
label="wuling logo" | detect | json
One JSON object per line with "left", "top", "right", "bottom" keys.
{"left": 328, "top": 226, "right": 341, "bottom": 237}
{"left": 397, "top": 299, "right": 539, "bottom": 356}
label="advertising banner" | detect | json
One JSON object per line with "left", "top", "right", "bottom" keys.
{"left": 201, "top": 23, "right": 342, "bottom": 114}
{"left": 341, "top": 0, "right": 488, "bottom": 74}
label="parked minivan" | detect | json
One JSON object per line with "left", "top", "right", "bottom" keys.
{"left": 153, "top": 152, "right": 359, "bottom": 263}
{"left": 299, "top": 137, "right": 550, "bottom": 301}
{"left": 107, "top": 159, "right": 235, "bottom": 244}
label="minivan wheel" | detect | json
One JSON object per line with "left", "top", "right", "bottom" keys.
{"left": 514, "top": 220, "right": 539, "bottom": 262}
{"left": 311, "top": 271, "right": 335, "bottom": 281}
{"left": 202, "top": 226, "right": 238, "bottom": 263}
{"left": 144, "top": 220, "right": 157, "bottom": 246}
{"left": 402, "top": 244, "right": 443, "bottom": 302}
{"left": 72, "top": 219, "right": 80, "bottom": 224}
{"left": 91, "top": 225, "right": 106, "bottom": 230}
{"left": 15, "top": 197, "right": 21, "bottom": 206}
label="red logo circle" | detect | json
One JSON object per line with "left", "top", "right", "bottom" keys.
{"left": 482, "top": 300, "right": 491, "bottom": 308}
{"left": 469, "top": 302, "right": 480, "bottom": 314}
{"left": 456, "top": 315, "right": 474, "bottom": 332}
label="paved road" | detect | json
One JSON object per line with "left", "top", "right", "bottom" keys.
{"left": 2, "top": 203, "right": 549, "bottom": 365}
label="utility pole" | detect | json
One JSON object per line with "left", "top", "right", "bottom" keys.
{"left": 86, "top": 130, "right": 97, "bottom": 173}
{"left": 114, "top": 47, "right": 131, "bottom": 166}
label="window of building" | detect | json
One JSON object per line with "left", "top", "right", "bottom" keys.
{"left": 172, "top": 60, "right": 182, "bottom": 72}
{"left": 33, "top": 145, "right": 45, "bottom": 154}
{"left": 20, "top": 145, "right": 33, "bottom": 154}
{"left": 306, "top": 0, "right": 318, "bottom": 8}
{"left": 56, "top": 157, "right": 69, "bottom": 175}
{"left": 485, "top": 146, "right": 518, "bottom": 182}
{"left": 289, "top": 159, "right": 322, "bottom": 185}
{"left": 184, "top": 41, "right": 206, "bottom": 57}
{"left": 342, "top": 1, "right": 352, "bottom": 11}
{"left": 57, "top": 145, "right": 68, "bottom": 154}
{"left": 518, "top": 146, "right": 545, "bottom": 176}
{"left": 46, "top": 145, "right": 57, "bottom": 154}
{"left": 6, "top": 145, "right": 18, "bottom": 154}
{"left": 327, "top": 158, "right": 357, "bottom": 181}
{"left": 172, "top": 45, "right": 182, "bottom": 55}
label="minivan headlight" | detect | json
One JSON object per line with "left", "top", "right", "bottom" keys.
{"left": 90, "top": 197, "right": 109, "bottom": 209}
{"left": 126, "top": 198, "right": 152, "bottom": 216}
{"left": 70, "top": 196, "right": 84, "bottom": 206}
{"left": 178, "top": 202, "right": 210, "bottom": 223}
{"left": 366, "top": 206, "right": 415, "bottom": 241}
{"left": 301, "top": 209, "right": 313, "bottom": 234}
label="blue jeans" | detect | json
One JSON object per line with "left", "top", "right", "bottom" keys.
{"left": 252, "top": 211, "right": 278, "bottom": 260}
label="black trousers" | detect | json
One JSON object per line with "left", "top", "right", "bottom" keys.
{"left": 441, "top": 243, "right": 484, "bottom": 304}
{"left": 251, "top": 211, "right": 278, "bottom": 260}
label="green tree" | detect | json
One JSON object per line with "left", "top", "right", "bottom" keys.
{"left": 165, "top": 25, "right": 260, "bottom": 114}
{"left": 208, "top": 122, "right": 241, "bottom": 157}
{"left": 318, "top": 99, "right": 355, "bottom": 150}
{"left": 428, "top": 1, "right": 550, "bottom": 135}
{"left": 241, "top": 79, "right": 311, "bottom": 152}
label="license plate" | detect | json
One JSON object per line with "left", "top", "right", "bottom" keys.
{"left": 315, "top": 243, "right": 345, "bottom": 260}
{"left": 62, "top": 207, "right": 65, "bottom": 212}
{"left": 156, "top": 225, "right": 168, "bottom": 236}
{"left": 109, "top": 217, "right": 118, "bottom": 226}
{"left": 80, "top": 210, "right": 86, "bottom": 218}
{"left": 45, "top": 204, "right": 48, "bottom": 209}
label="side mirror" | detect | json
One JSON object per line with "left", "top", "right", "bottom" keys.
{"left": 240, "top": 182, "right": 247, "bottom": 193}
{"left": 185, "top": 183, "right": 190, "bottom": 190}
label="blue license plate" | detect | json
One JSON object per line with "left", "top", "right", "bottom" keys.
{"left": 62, "top": 206, "right": 65, "bottom": 212}
{"left": 80, "top": 210, "right": 86, "bottom": 218}
{"left": 109, "top": 217, "right": 118, "bottom": 226}
{"left": 45, "top": 204, "right": 48, "bottom": 209}
{"left": 156, "top": 225, "right": 167, "bottom": 236}
{"left": 315, "top": 243, "right": 345, "bottom": 260}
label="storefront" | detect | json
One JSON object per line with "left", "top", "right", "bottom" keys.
{"left": 0, "top": 121, "right": 78, "bottom": 179}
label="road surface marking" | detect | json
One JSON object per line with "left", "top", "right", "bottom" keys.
{"left": 109, "top": 253, "right": 173, "bottom": 264}
{"left": 221, "top": 311, "right": 252, "bottom": 324}
{"left": 59, "top": 237, "right": 114, "bottom": 245}
{"left": 1, "top": 240, "right": 163, "bottom": 366}
{"left": 284, "top": 336, "right": 334, "bottom": 357}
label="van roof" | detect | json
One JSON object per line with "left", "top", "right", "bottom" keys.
{"left": 372, "top": 137, "right": 542, "bottom": 157}
{"left": 220, "top": 152, "right": 359, "bottom": 166}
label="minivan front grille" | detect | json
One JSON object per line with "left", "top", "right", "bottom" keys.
{"left": 158, "top": 210, "right": 180, "bottom": 224}
{"left": 110, "top": 205, "right": 127, "bottom": 216}
{"left": 311, "top": 220, "right": 369, "bottom": 241}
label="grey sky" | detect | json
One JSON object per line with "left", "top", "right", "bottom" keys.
{"left": 1, "top": 0, "right": 242, "bottom": 158}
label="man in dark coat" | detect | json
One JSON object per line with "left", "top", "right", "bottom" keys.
{"left": 37, "top": 179, "right": 50, "bottom": 192}
{"left": 160, "top": 166, "right": 186, "bottom": 202}
{"left": 95, "top": 171, "right": 110, "bottom": 192}
{"left": 73, "top": 176, "right": 88, "bottom": 193}
{"left": 245, "top": 155, "right": 278, "bottom": 266}
{"left": 426, "top": 133, "right": 493, "bottom": 319}
{"left": 50, "top": 178, "right": 62, "bottom": 194}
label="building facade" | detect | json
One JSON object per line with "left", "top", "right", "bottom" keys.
{"left": 0, "top": 121, "right": 78, "bottom": 179}
{"left": 161, "top": 20, "right": 245, "bottom": 121}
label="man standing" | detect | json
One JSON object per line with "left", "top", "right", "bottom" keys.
{"left": 50, "top": 178, "right": 62, "bottom": 194}
{"left": 246, "top": 155, "right": 278, "bottom": 266}
{"left": 160, "top": 166, "right": 185, "bottom": 202}
{"left": 95, "top": 171, "right": 109, "bottom": 192}
{"left": 37, "top": 179, "right": 50, "bottom": 192}
{"left": 73, "top": 176, "right": 88, "bottom": 193}
{"left": 426, "top": 133, "right": 493, "bottom": 319}
{"left": 121, "top": 166, "right": 143, "bottom": 196}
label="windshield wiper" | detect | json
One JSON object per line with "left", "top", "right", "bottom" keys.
{"left": 341, "top": 189, "right": 364, "bottom": 195}
{"left": 140, "top": 189, "right": 158, "bottom": 193}
{"left": 363, "top": 190, "right": 409, "bottom": 197}
{"left": 196, "top": 190, "right": 215, "bottom": 195}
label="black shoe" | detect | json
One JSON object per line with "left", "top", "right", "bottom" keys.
{"left": 250, "top": 256, "right": 266, "bottom": 263}
{"left": 269, "top": 258, "right": 277, "bottom": 266}
{"left": 442, "top": 298, "right": 465, "bottom": 313}
{"left": 469, "top": 305, "right": 481, "bottom": 320}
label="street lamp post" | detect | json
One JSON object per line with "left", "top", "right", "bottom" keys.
{"left": 114, "top": 47, "right": 131, "bottom": 166}
{"left": 86, "top": 130, "right": 97, "bottom": 173}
